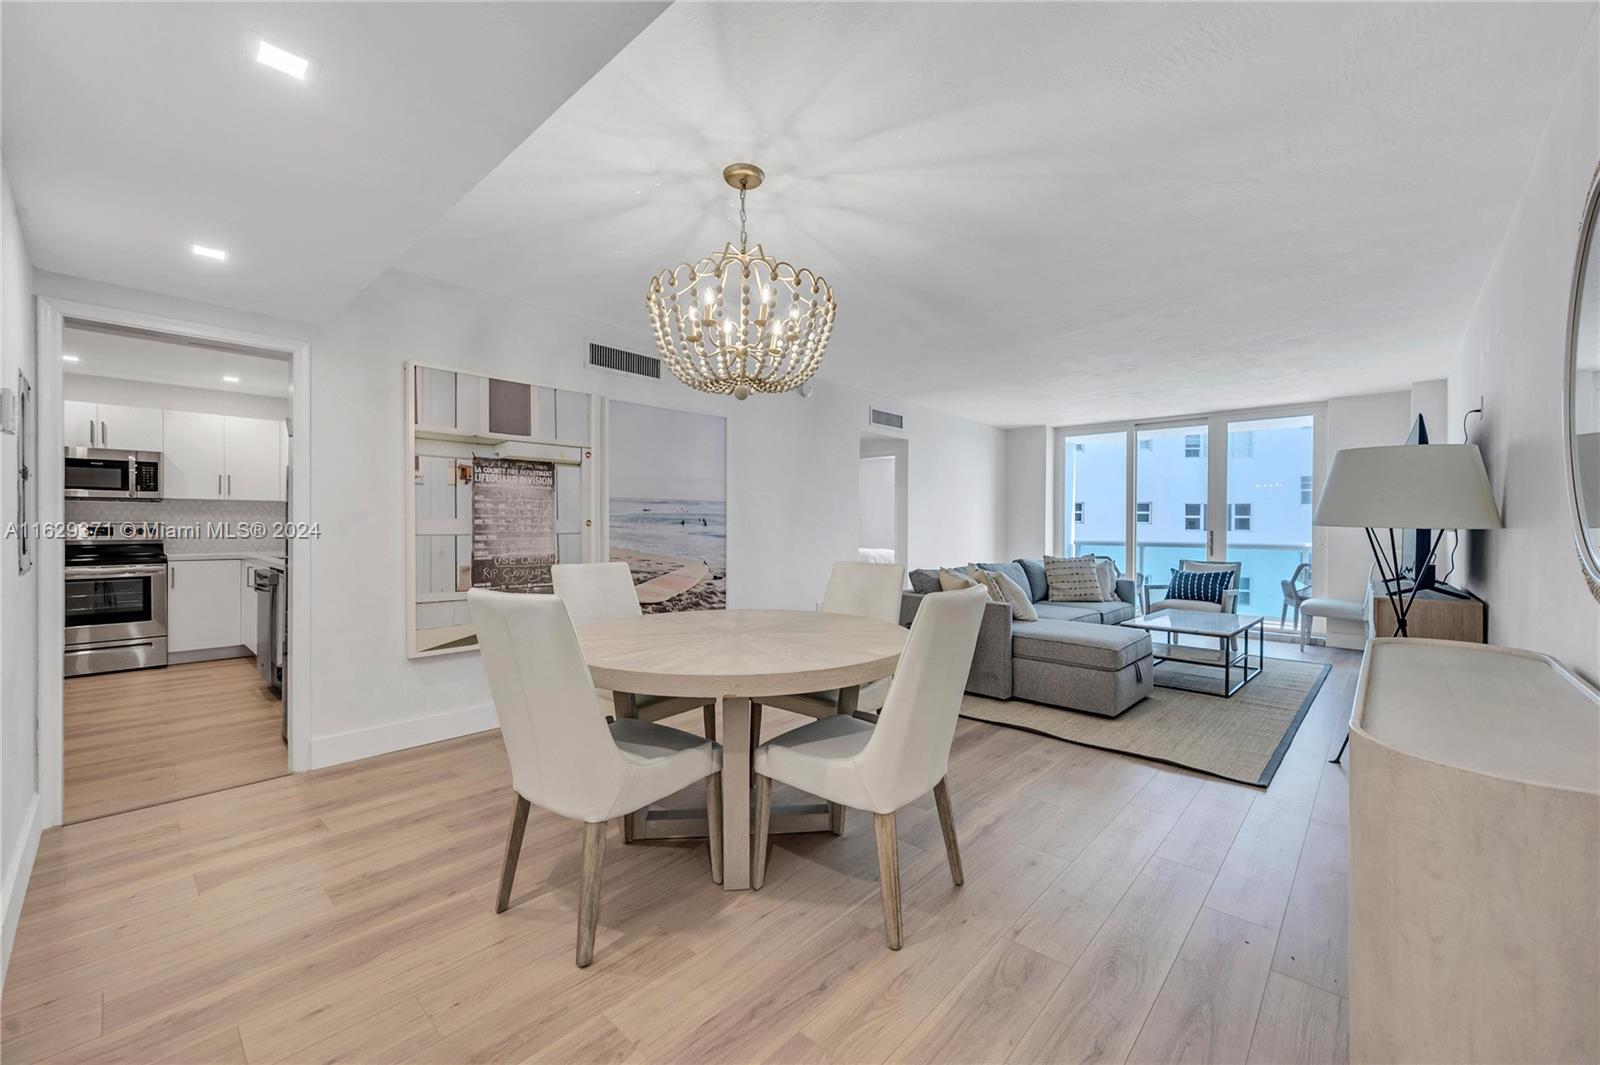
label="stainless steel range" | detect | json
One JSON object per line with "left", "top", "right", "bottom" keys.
{"left": 64, "top": 524, "right": 168, "bottom": 677}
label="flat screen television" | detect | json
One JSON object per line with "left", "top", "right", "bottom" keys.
{"left": 1399, "top": 414, "right": 1436, "bottom": 591}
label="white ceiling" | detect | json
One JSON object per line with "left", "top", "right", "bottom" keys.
{"left": 398, "top": 2, "right": 1595, "bottom": 426}
{"left": 62, "top": 326, "right": 291, "bottom": 398}
{"left": 2, "top": 1, "right": 666, "bottom": 323}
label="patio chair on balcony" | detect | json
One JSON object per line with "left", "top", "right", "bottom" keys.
{"left": 1280, "top": 562, "right": 1312, "bottom": 629}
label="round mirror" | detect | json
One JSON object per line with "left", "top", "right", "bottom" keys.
{"left": 1568, "top": 167, "right": 1600, "bottom": 601}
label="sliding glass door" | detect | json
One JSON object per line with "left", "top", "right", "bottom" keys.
{"left": 1058, "top": 406, "right": 1319, "bottom": 633}
{"left": 1060, "top": 430, "right": 1128, "bottom": 573}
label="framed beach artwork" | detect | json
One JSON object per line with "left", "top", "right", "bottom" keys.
{"left": 404, "top": 362, "right": 595, "bottom": 658}
{"left": 607, "top": 400, "right": 727, "bottom": 612}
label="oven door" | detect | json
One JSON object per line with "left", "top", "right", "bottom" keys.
{"left": 64, "top": 449, "right": 135, "bottom": 499}
{"left": 64, "top": 564, "right": 169, "bottom": 645}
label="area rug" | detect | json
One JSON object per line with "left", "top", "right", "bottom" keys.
{"left": 959, "top": 658, "right": 1330, "bottom": 787}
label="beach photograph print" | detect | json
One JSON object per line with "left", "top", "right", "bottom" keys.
{"left": 608, "top": 400, "right": 726, "bottom": 612}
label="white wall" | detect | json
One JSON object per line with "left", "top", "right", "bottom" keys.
{"left": 1, "top": 161, "right": 41, "bottom": 981}
{"left": 64, "top": 373, "right": 289, "bottom": 420}
{"left": 858, "top": 455, "right": 896, "bottom": 551}
{"left": 1003, "top": 426, "right": 1052, "bottom": 560}
{"left": 1321, "top": 389, "right": 1412, "bottom": 646}
{"left": 1449, "top": 16, "right": 1600, "bottom": 683}
{"left": 307, "top": 268, "right": 1003, "bottom": 764}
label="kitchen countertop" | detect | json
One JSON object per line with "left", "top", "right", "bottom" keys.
{"left": 167, "top": 551, "right": 287, "bottom": 565}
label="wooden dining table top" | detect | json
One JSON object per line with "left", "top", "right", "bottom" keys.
{"left": 575, "top": 608, "right": 908, "bottom": 699}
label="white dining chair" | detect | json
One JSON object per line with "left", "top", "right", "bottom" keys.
{"left": 751, "top": 584, "right": 987, "bottom": 949}
{"left": 468, "top": 588, "right": 723, "bottom": 967}
{"left": 552, "top": 562, "right": 719, "bottom": 738}
{"left": 764, "top": 560, "right": 906, "bottom": 719}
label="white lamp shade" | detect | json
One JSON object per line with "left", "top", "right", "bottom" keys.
{"left": 1314, "top": 444, "right": 1503, "bottom": 530}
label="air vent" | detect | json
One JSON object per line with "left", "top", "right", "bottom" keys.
{"left": 868, "top": 406, "right": 905, "bottom": 432}
{"left": 589, "top": 342, "right": 661, "bottom": 380}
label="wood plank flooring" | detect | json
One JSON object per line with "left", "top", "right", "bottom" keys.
{"left": 63, "top": 658, "right": 288, "bottom": 824}
{"left": 5, "top": 642, "right": 1355, "bottom": 1063}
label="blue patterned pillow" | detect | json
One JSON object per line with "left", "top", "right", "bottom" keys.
{"left": 1167, "top": 567, "right": 1234, "bottom": 605}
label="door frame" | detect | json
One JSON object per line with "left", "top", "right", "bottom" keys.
{"left": 1053, "top": 401, "right": 1329, "bottom": 614}
{"left": 35, "top": 295, "right": 314, "bottom": 829}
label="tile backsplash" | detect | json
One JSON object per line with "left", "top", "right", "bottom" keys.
{"left": 66, "top": 498, "right": 288, "bottom": 556}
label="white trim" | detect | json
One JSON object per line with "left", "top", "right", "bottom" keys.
{"left": 1, "top": 791, "right": 43, "bottom": 985}
{"left": 308, "top": 703, "right": 497, "bottom": 770}
{"left": 35, "top": 295, "right": 315, "bottom": 830}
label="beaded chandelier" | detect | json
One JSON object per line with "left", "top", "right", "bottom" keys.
{"left": 646, "top": 163, "right": 836, "bottom": 400}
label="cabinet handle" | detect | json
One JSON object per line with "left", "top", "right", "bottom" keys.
{"left": 170, "top": 567, "right": 176, "bottom": 589}
{"left": 227, "top": 474, "right": 232, "bottom": 496}
{"left": 218, "top": 474, "right": 223, "bottom": 495}
{"left": 89, "top": 420, "right": 96, "bottom": 447}
{"left": 101, "top": 420, "right": 108, "bottom": 446}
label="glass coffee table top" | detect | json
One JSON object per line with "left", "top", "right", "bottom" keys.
{"left": 1123, "top": 609, "right": 1264, "bottom": 638}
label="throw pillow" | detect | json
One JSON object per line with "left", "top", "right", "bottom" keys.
{"left": 1167, "top": 567, "right": 1234, "bottom": 605}
{"left": 938, "top": 567, "right": 977, "bottom": 592}
{"left": 1087, "top": 556, "right": 1118, "bottom": 601}
{"left": 1015, "top": 558, "right": 1049, "bottom": 602}
{"left": 963, "top": 565, "right": 1008, "bottom": 605}
{"left": 1044, "top": 555, "right": 1105, "bottom": 602}
{"left": 991, "top": 569, "right": 1038, "bottom": 621}
{"left": 908, "top": 568, "right": 941, "bottom": 595}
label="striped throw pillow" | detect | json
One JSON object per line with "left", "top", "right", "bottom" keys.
{"left": 1044, "top": 555, "right": 1104, "bottom": 602}
{"left": 1167, "top": 567, "right": 1235, "bottom": 605}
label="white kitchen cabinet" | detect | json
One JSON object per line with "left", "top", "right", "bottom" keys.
{"left": 168, "top": 559, "right": 242, "bottom": 653}
{"left": 64, "top": 400, "right": 98, "bottom": 448}
{"left": 223, "top": 416, "right": 282, "bottom": 501}
{"left": 162, "top": 410, "right": 226, "bottom": 499}
{"left": 95, "top": 403, "right": 165, "bottom": 451}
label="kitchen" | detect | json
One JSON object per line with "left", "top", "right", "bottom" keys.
{"left": 61, "top": 323, "right": 291, "bottom": 823}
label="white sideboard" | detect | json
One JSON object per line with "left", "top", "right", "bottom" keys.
{"left": 1349, "top": 638, "right": 1599, "bottom": 1063}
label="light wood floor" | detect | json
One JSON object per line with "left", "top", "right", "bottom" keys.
{"left": 6, "top": 642, "right": 1355, "bottom": 1064}
{"left": 63, "top": 658, "right": 288, "bottom": 824}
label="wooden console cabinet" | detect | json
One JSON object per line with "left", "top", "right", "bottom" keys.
{"left": 1349, "top": 639, "right": 1599, "bottom": 1062}
{"left": 1368, "top": 587, "right": 1486, "bottom": 643}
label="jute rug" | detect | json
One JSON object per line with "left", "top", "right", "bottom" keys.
{"left": 959, "top": 658, "right": 1331, "bottom": 787}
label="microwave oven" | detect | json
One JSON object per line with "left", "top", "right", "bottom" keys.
{"left": 64, "top": 448, "right": 163, "bottom": 500}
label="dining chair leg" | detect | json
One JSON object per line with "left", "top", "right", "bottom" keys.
{"left": 495, "top": 794, "right": 531, "bottom": 914}
{"left": 932, "top": 778, "right": 964, "bottom": 887}
{"left": 702, "top": 703, "right": 717, "bottom": 743}
{"left": 705, "top": 772, "right": 724, "bottom": 885}
{"left": 752, "top": 773, "right": 773, "bottom": 890}
{"left": 873, "top": 811, "right": 903, "bottom": 950}
{"left": 576, "top": 820, "right": 607, "bottom": 968}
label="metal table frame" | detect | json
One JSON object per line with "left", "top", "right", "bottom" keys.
{"left": 1124, "top": 612, "right": 1266, "bottom": 698}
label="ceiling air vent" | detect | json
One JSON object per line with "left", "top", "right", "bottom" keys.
{"left": 588, "top": 342, "right": 661, "bottom": 381}
{"left": 868, "top": 406, "right": 905, "bottom": 432}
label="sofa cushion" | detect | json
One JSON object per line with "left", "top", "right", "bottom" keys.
{"left": 976, "top": 561, "right": 1030, "bottom": 599}
{"left": 939, "top": 568, "right": 978, "bottom": 591}
{"left": 963, "top": 565, "right": 1008, "bottom": 604}
{"left": 1013, "top": 619, "right": 1152, "bottom": 671}
{"left": 1015, "top": 558, "right": 1049, "bottom": 602}
{"left": 1032, "top": 601, "right": 1103, "bottom": 623}
{"left": 1148, "top": 598, "right": 1223, "bottom": 614}
{"left": 908, "top": 569, "right": 941, "bottom": 595}
{"left": 990, "top": 569, "right": 1038, "bottom": 621}
{"left": 1167, "top": 567, "right": 1234, "bottom": 605}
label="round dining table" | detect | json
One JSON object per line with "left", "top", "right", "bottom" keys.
{"left": 576, "top": 609, "right": 908, "bottom": 890}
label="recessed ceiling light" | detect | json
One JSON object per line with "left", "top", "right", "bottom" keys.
{"left": 256, "top": 39, "right": 309, "bottom": 81}
{"left": 61, "top": 354, "right": 80, "bottom": 363}
{"left": 192, "top": 243, "right": 228, "bottom": 261}
{"left": 222, "top": 375, "right": 241, "bottom": 384}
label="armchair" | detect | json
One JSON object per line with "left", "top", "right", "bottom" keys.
{"left": 1144, "top": 559, "right": 1243, "bottom": 614}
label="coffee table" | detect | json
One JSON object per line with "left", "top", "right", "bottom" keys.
{"left": 1121, "top": 609, "right": 1265, "bottom": 697}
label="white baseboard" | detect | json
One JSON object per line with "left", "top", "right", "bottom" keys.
{"left": 308, "top": 702, "right": 498, "bottom": 770}
{"left": 1, "top": 791, "right": 44, "bottom": 986}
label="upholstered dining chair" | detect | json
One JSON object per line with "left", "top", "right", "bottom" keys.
{"left": 751, "top": 584, "right": 988, "bottom": 949}
{"left": 468, "top": 588, "right": 723, "bottom": 967}
{"left": 764, "top": 560, "right": 907, "bottom": 719}
{"left": 551, "top": 562, "right": 719, "bottom": 738}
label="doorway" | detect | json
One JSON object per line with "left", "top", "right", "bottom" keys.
{"left": 36, "top": 297, "right": 312, "bottom": 830}
{"left": 859, "top": 435, "right": 907, "bottom": 566}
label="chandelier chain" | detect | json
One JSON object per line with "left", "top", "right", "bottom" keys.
{"left": 738, "top": 184, "right": 748, "bottom": 251}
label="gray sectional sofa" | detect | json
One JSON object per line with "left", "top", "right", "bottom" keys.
{"left": 900, "top": 558, "right": 1154, "bottom": 717}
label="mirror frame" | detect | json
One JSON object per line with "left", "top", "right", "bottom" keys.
{"left": 1564, "top": 162, "right": 1600, "bottom": 603}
